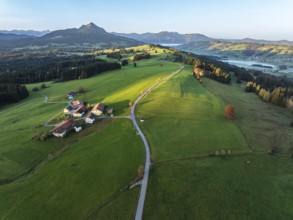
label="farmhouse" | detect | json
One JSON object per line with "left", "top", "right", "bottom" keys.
{"left": 52, "top": 119, "right": 75, "bottom": 138}
{"left": 73, "top": 106, "right": 87, "bottom": 117}
{"left": 72, "top": 100, "right": 84, "bottom": 107}
{"left": 64, "top": 105, "right": 73, "bottom": 114}
{"left": 67, "top": 91, "right": 76, "bottom": 99}
{"left": 64, "top": 100, "right": 85, "bottom": 115}
{"left": 91, "top": 103, "right": 105, "bottom": 116}
{"left": 85, "top": 113, "right": 96, "bottom": 124}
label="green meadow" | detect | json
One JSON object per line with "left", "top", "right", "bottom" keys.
{"left": 144, "top": 155, "right": 293, "bottom": 220}
{"left": 0, "top": 51, "right": 179, "bottom": 219}
{"left": 136, "top": 65, "right": 248, "bottom": 162}
{"left": 135, "top": 65, "right": 293, "bottom": 219}
{"left": 0, "top": 46, "right": 292, "bottom": 219}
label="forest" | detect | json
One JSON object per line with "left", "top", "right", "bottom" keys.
{"left": 0, "top": 50, "right": 121, "bottom": 106}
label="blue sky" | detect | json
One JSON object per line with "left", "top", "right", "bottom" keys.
{"left": 0, "top": 0, "right": 292, "bottom": 40}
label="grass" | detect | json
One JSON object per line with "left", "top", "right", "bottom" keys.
{"left": 136, "top": 65, "right": 248, "bottom": 162}
{"left": 144, "top": 155, "right": 293, "bottom": 220}
{"left": 0, "top": 120, "right": 144, "bottom": 220}
{"left": 0, "top": 49, "right": 179, "bottom": 219}
{"left": 202, "top": 78, "right": 293, "bottom": 155}
{"left": 1, "top": 46, "right": 292, "bottom": 219}
{"left": 0, "top": 57, "right": 178, "bottom": 179}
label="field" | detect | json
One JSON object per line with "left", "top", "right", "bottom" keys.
{"left": 144, "top": 155, "right": 293, "bottom": 220}
{"left": 0, "top": 45, "right": 292, "bottom": 219}
{"left": 136, "top": 65, "right": 248, "bottom": 162}
{"left": 136, "top": 66, "right": 293, "bottom": 219}
{"left": 0, "top": 51, "right": 179, "bottom": 219}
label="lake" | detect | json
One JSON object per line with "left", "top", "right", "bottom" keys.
{"left": 221, "top": 59, "right": 279, "bottom": 71}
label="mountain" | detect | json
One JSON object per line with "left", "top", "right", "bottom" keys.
{"left": 0, "top": 33, "right": 36, "bottom": 41}
{"left": 0, "top": 23, "right": 142, "bottom": 50}
{"left": 113, "top": 31, "right": 293, "bottom": 46}
{"left": 112, "top": 31, "right": 212, "bottom": 44}
{"left": 0, "top": 30, "right": 50, "bottom": 37}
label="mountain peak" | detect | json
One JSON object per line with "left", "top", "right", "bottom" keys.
{"left": 79, "top": 23, "right": 106, "bottom": 34}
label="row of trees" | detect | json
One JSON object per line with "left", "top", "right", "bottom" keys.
{"left": 0, "top": 83, "right": 29, "bottom": 105}
{"left": 131, "top": 53, "right": 150, "bottom": 61}
{"left": 188, "top": 58, "right": 231, "bottom": 84}
{"left": 245, "top": 81, "right": 293, "bottom": 107}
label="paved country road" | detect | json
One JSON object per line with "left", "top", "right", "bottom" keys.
{"left": 133, "top": 65, "right": 184, "bottom": 220}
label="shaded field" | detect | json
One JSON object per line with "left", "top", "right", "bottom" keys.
{"left": 136, "top": 65, "right": 248, "bottom": 162}
{"left": 202, "top": 78, "right": 293, "bottom": 155}
{"left": 144, "top": 155, "right": 293, "bottom": 220}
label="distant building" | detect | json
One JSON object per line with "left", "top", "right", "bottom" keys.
{"left": 73, "top": 106, "right": 87, "bottom": 118}
{"left": 67, "top": 91, "right": 76, "bottom": 99}
{"left": 52, "top": 119, "right": 75, "bottom": 138}
{"left": 85, "top": 113, "right": 97, "bottom": 124}
{"left": 64, "top": 105, "right": 73, "bottom": 114}
{"left": 64, "top": 100, "right": 84, "bottom": 115}
{"left": 72, "top": 100, "right": 84, "bottom": 108}
{"left": 91, "top": 103, "right": 105, "bottom": 116}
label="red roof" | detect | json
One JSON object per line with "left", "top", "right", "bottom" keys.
{"left": 53, "top": 119, "right": 75, "bottom": 134}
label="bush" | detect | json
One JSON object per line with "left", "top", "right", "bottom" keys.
{"left": 121, "top": 59, "right": 129, "bottom": 66}
{"left": 32, "top": 87, "right": 39, "bottom": 92}
{"left": 40, "top": 83, "right": 46, "bottom": 89}
{"left": 77, "top": 87, "right": 86, "bottom": 93}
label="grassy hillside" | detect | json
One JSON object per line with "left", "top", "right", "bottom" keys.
{"left": 144, "top": 155, "right": 293, "bottom": 220}
{"left": 136, "top": 65, "right": 248, "bottom": 162}
{"left": 136, "top": 66, "right": 293, "bottom": 219}
{"left": 0, "top": 120, "right": 144, "bottom": 220}
{"left": 1, "top": 45, "right": 292, "bottom": 219}
{"left": 0, "top": 49, "right": 180, "bottom": 219}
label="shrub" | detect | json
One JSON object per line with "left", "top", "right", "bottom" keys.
{"left": 121, "top": 59, "right": 129, "bottom": 66}
{"left": 77, "top": 87, "right": 86, "bottom": 93}
{"left": 32, "top": 87, "right": 39, "bottom": 92}
{"left": 40, "top": 83, "right": 46, "bottom": 89}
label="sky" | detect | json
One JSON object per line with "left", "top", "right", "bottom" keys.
{"left": 0, "top": 0, "right": 293, "bottom": 40}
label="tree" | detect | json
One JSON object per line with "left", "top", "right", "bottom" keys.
{"left": 224, "top": 104, "right": 235, "bottom": 120}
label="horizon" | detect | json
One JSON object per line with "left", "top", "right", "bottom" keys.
{"left": 0, "top": 0, "right": 293, "bottom": 41}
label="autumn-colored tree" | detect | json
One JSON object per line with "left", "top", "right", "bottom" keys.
{"left": 224, "top": 104, "right": 235, "bottom": 120}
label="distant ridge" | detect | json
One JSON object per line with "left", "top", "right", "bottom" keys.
{"left": 113, "top": 31, "right": 293, "bottom": 46}
{"left": 112, "top": 31, "right": 212, "bottom": 44}
{"left": 0, "top": 23, "right": 142, "bottom": 50}
{"left": 0, "top": 30, "right": 50, "bottom": 37}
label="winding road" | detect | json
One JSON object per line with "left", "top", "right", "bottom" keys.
{"left": 132, "top": 65, "right": 184, "bottom": 220}
{"left": 1, "top": 64, "right": 184, "bottom": 219}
